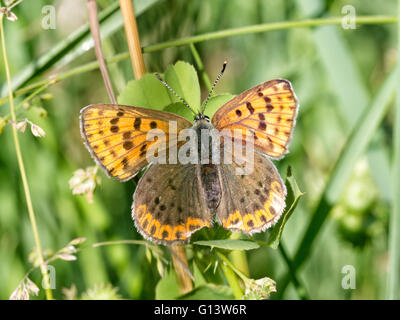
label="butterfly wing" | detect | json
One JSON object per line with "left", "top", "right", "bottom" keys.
{"left": 80, "top": 104, "right": 192, "bottom": 181}
{"left": 212, "top": 79, "right": 299, "bottom": 159}
{"left": 216, "top": 152, "right": 286, "bottom": 234}
{"left": 133, "top": 163, "right": 212, "bottom": 244}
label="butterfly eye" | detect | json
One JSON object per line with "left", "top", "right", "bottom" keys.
{"left": 204, "top": 115, "right": 210, "bottom": 121}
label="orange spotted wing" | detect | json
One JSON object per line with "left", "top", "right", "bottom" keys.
{"left": 133, "top": 163, "right": 213, "bottom": 243}
{"left": 216, "top": 152, "right": 286, "bottom": 234}
{"left": 212, "top": 79, "right": 299, "bottom": 159}
{"left": 80, "top": 104, "right": 191, "bottom": 181}
{"left": 212, "top": 79, "right": 298, "bottom": 233}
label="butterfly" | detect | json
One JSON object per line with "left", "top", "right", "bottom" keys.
{"left": 80, "top": 62, "right": 299, "bottom": 244}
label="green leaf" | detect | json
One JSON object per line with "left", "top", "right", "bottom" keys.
{"left": 190, "top": 224, "right": 232, "bottom": 243}
{"left": 117, "top": 73, "right": 172, "bottom": 109}
{"left": 165, "top": 61, "right": 201, "bottom": 111}
{"left": 178, "top": 284, "right": 234, "bottom": 300}
{"left": 163, "top": 102, "right": 194, "bottom": 122}
{"left": 117, "top": 61, "right": 202, "bottom": 117}
{"left": 194, "top": 239, "right": 259, "bottom": 251}
{"left": 203, "top": 94, "right": 235, "bottom": 118}
{"left": 263, "top": 166, "right": 304, "bottom": 249}
{"left": 155, "top": 265, "right": 232, "bottom": 300}
{"left": 155, "top": 268, "right": 181, "bottom": 300}
{"left": 192, "top": 261, "right": 207, "bottom": 287}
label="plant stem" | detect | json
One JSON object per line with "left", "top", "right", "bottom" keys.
{"left": 8, "top": 0, "right": 23, "bottom": 10}
{"left": 168, "top": 245, "right": 194, "bottom": 294}
{"left": 0, "top": 0, "right": 121, "bottom": 94}
{"left": 143, "top": 16, "right": 397, "bottom": 53}
{"left": 91, "top": 240, "right": 149, "bottom": 247}
{"left": 228, "top": 233, "right": 250, "bottom": 277}
{"left": 1, "top": 15, "right": 397, "bottom": 107}
{"left": 217, "top": 250, "right": 255, "bottom": 299}
{"left": 119, "top": 0, "right": 146, "bottom": 79}
{"left": 0, "top": 16, "right": 53, "bottom": 300}
{"left": 278, "top": 242, "right": 309, "bottom": 300}
{"left": 220, "top": 258, "right": 244, "bottom": 299}
{"left": 216, "top": 251, "right": 249, "bottom": 284}
{"left": 0, "top": 52, "right": 130, "bottom": 106}
{"left": 3, "top": 82, "right": 51, "bottom": 121}
{"left": 190, "top": 44, "right": 212, "bottom": 91}
{"left": 87, "top": 0, "right": 117, "bottom": 104}
{"left": 386, "top": 0, "right": 400, "bottom": 300}
{"left": 256, "top": 239, "right": 309, "bottom": 299}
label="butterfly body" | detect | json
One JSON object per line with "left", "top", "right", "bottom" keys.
{"left": 80, "top": 78, "right": 299, "bottom": 244}
{"left": 191, "top": 117, "right": 219, "bottom": 163}
{"left": 176, "top": 117, "right": 223, "bottom": 212}
{"left": 200, "top": 163, "right": 221, "bottom": 212}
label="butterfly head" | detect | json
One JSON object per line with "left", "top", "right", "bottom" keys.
{"left": 194, "top": 113, "right": 210, "bottom": 123}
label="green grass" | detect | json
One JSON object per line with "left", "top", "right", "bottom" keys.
{"left": 386, "top": 0, "right": 400, "bottom": 300}
{"left": 0, "top": 0, "right": 399, "bottom": 300}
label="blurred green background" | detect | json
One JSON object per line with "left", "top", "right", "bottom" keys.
{"left": 0, "top": 0, "right": 398, "bottom": 299}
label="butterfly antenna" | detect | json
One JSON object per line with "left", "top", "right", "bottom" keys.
{"left": 155, "top": 73, "right": 197, "bottom": 116}
{"left": 201, "top": 61, "right": 227, "bottom": 114}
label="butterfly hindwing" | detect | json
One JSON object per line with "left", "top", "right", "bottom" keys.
{"left": 212, "top": 79, "right": 299, "bottom": 159}
{"left": 80, "top": 104, "right": 192, "bottom": 181}
{"left": 133, "top": 163, "right": 212, "bottom": 244}
{"left": 216, "top": 152, "right": 286, "bottom": 234}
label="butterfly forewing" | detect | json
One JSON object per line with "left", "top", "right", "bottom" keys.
{"left": 212, "top": 79, "right": 299, "bottom": 159}
{"left": 80, "top": 104, "right": 192, "bottom": 181}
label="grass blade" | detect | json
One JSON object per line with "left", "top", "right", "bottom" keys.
{"left": 143, "top": 16, "right": 397, "bottom": 53}
{"left": 263, "top": 167, "right": 304, "bottom": 249}
{"left": 194, "top": 240, "right": 260, "bottom": 251}
{"left": 277, "top": 68, "right": 397, "bottom": 298}
{"left": 386, "top": 0, "right": 400, "bottom": 300}
{"left": 1, "top": 15, "right": 396, "bottom": 106}
{"left": 314, "top": 25, "right": 392, "bottom": 203}
{"left": 313, "top": 26, "right": 370, "bottom": 127}
{"left": 0, "top": 0, "right": 160, "bottom": 97}
{"left": 0, "top": 1, "right": 120, "bottom": 96}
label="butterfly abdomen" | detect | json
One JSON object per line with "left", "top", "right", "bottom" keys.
{"left": 200, "top": 164, "right": 221, "bottom": 211}
{"left": 193, "top": 120, "right": 223, "bottom": 212}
